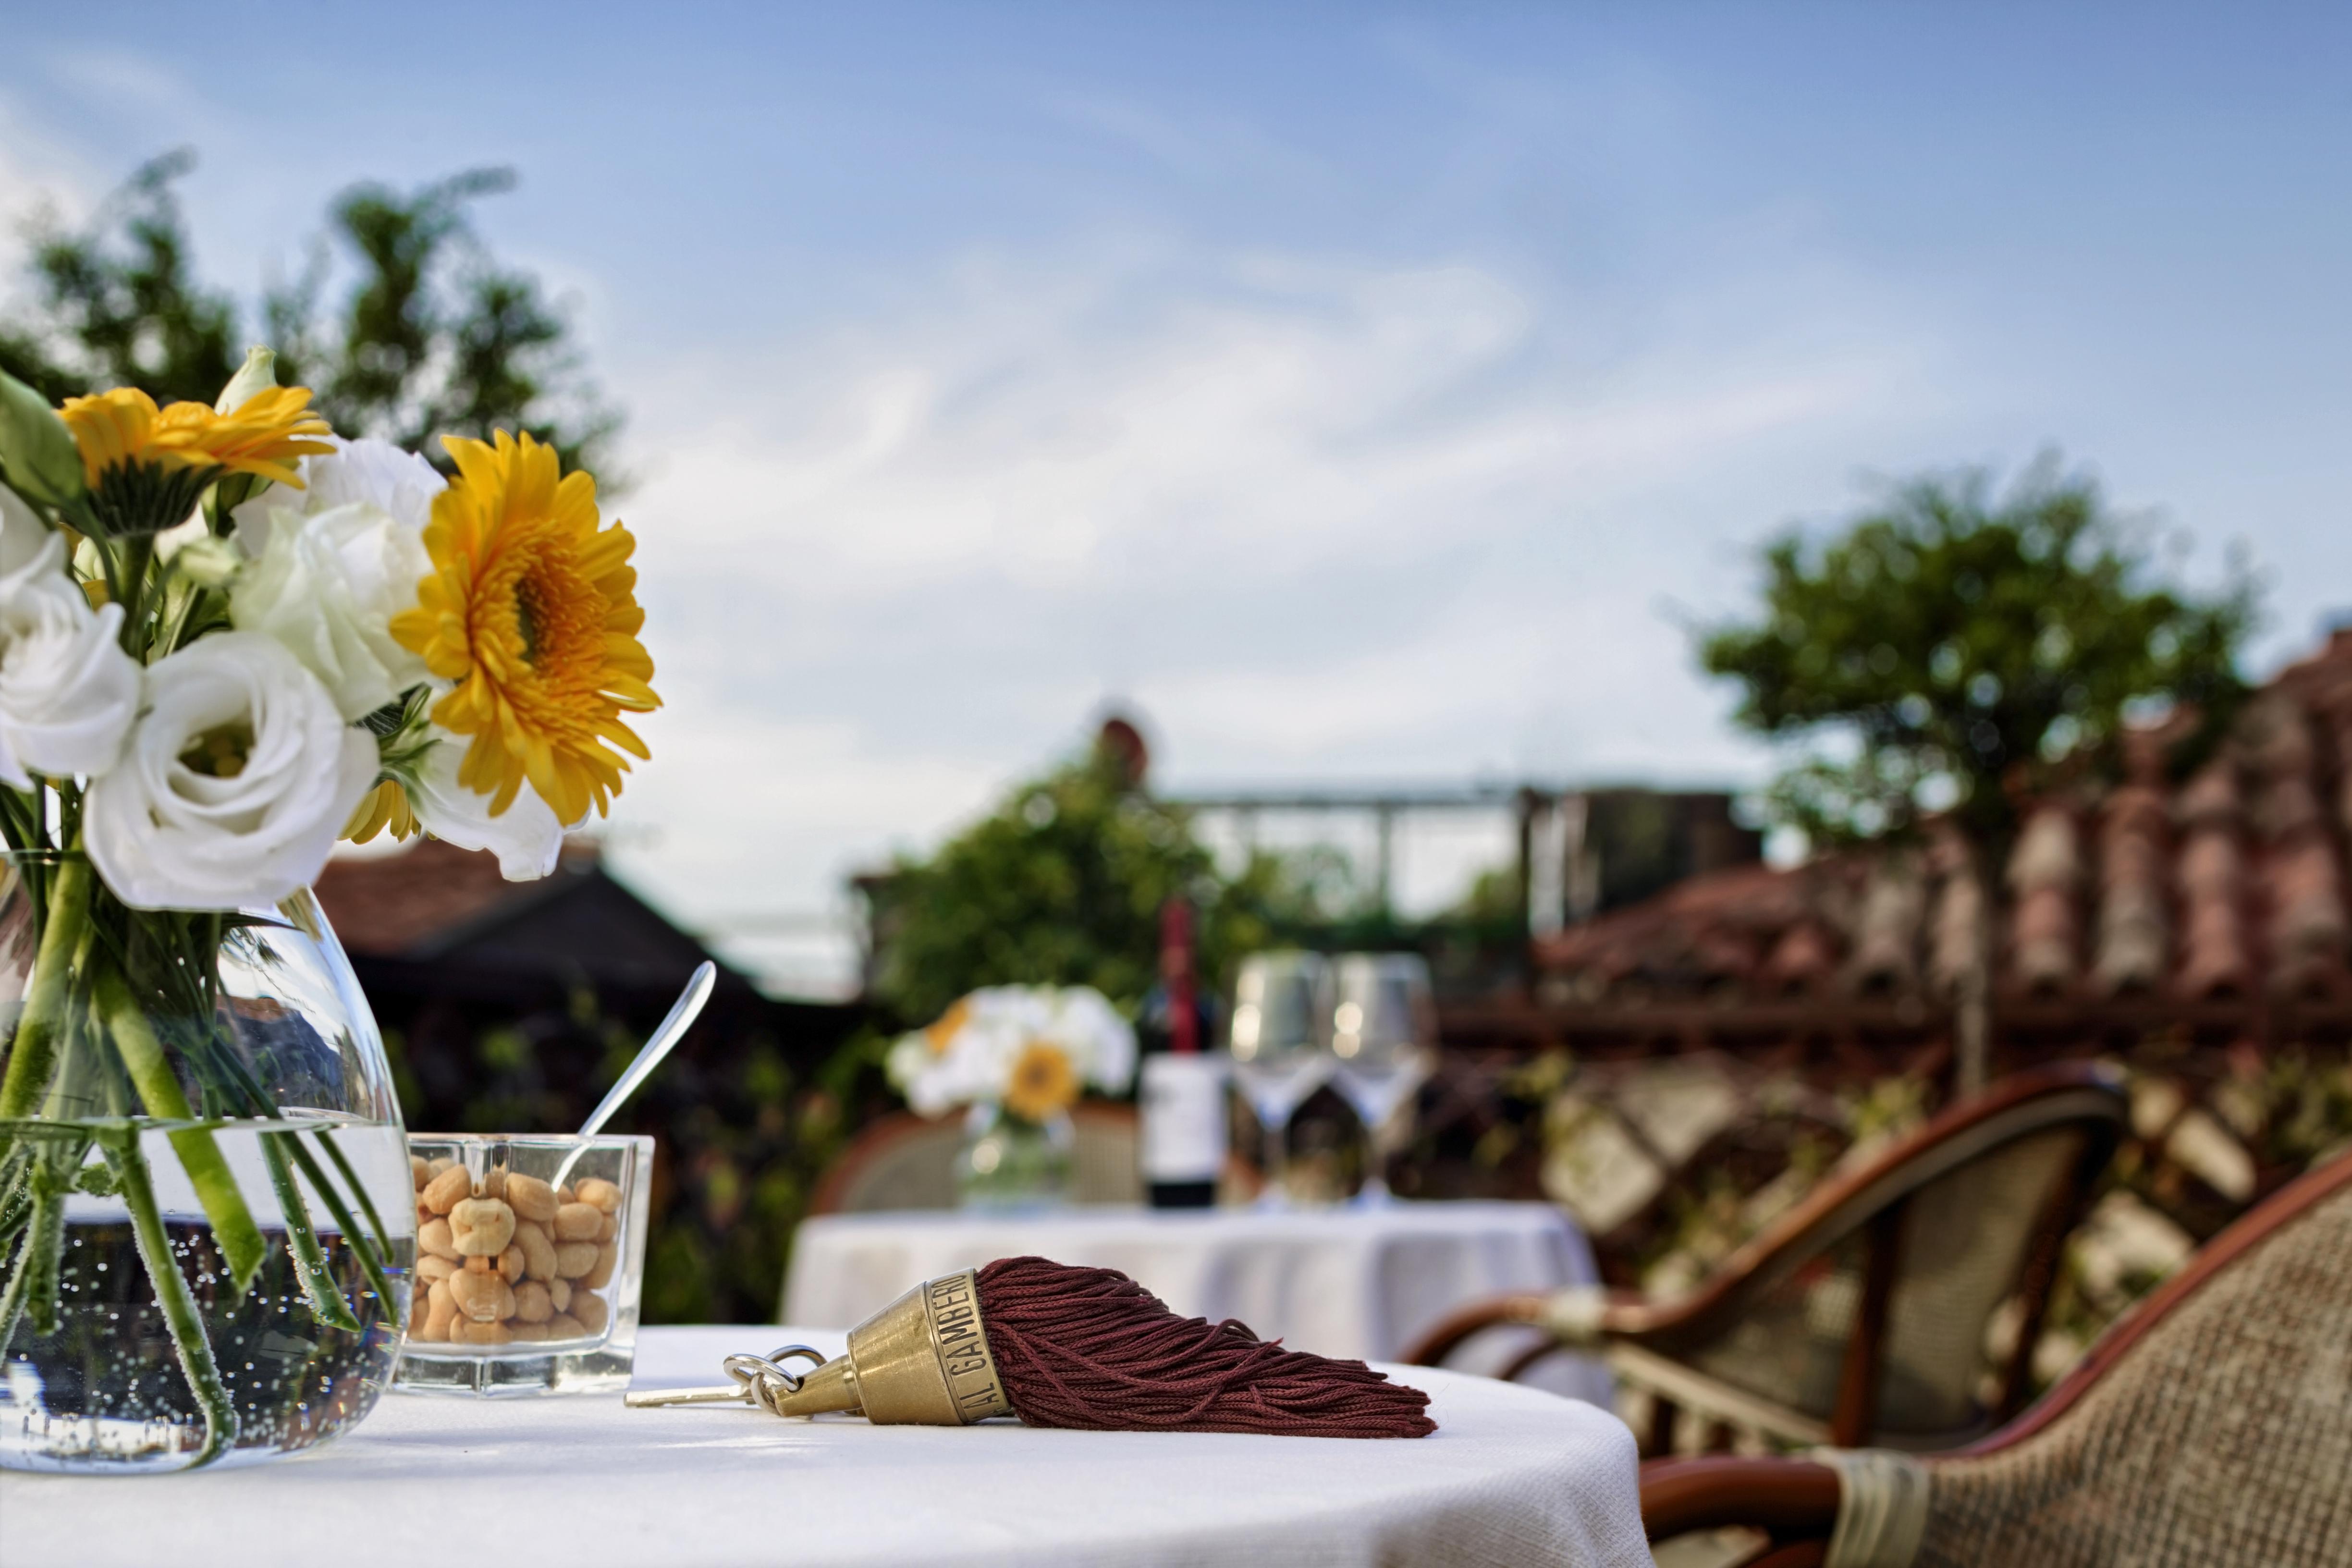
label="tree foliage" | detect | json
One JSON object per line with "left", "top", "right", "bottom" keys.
{"left": 2, "top": 150, "right": 616, "bottom": 477}
{"left": 867, "top": 742, "right": 1323, "bottom": 1025}
{"left": 1700, "top": 460, "right": 2256, "bottom": 853}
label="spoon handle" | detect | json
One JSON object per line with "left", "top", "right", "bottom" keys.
{"left": 578, "top": 960, "right": 717, "bottom": 1140}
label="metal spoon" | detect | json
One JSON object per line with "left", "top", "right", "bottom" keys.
{"left": 553, "top": 960, "right": 715, "bottom": 1188}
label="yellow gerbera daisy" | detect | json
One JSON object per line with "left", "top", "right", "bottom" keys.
{"left": 342, "top": 780, "right": 421, "bottom": 845}
{"left": 60, "top": 386, "right": 333, "bottom": 536}
{"left": 389, "top": 430, "right": 658, "bottom": 824}
{"left": 1004, "top": 1041, "right": 1080, "bottom": 1123}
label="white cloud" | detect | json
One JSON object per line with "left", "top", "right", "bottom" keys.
{"left": 597, "top": 232, "right": 1946, "bottom": 990}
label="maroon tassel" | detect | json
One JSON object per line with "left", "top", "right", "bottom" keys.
{"left": 974, "top": 1255, "right": 1436, "bottom": 1438}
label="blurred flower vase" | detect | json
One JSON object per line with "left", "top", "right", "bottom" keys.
{"left": 953, "top": 1101, "right": 1077, "bottom": 1210}
{"left": 888, "top": 985, "right": 1136, "bottom": 1211}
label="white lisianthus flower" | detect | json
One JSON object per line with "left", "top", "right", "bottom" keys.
{"left": 399, "top": 726, "right": 569, "bottom": 880}
{"left": 228, "top": 437, "right": 442, "bottom": 722}
{"left": 0, "top": 486, "right": 138, "bottom": 785}
{"left": 86, "top": 632, "right": 378, "bottom": 911}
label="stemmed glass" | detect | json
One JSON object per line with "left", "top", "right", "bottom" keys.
{"left": 1227, "top": 952, "right": 1332, "bottom": 1209}
{"left": 1328, "top": 953, "right": 1435, "bottom": 1206}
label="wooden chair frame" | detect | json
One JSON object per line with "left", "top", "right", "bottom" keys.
{"left": 1637, "top": 1151, "right": 2352, "bottom": 1565}
{"left": 1403, "top": 1062, "right": 2128, "bottom": 1452}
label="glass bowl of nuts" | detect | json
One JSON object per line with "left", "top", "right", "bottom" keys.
{"left": 392, "top": 1134, "right": 653, "bottom": 1396}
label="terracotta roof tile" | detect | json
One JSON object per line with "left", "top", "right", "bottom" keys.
{"left": 1534, "top": 629, "right": 2352, "bottom": 1008}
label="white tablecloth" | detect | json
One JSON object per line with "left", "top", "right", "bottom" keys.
{"left": 786, "top": 1200, "right": 1594, "bottom": 1367}
{"left": 1, "top": 1325, "right": 1650, "bottom": 1568}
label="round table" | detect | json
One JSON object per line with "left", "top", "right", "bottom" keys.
{"left": 1, "top": 1325, "right": 1652, "bottom": 1568}
{"left": 785, "top": 1201, "right": 1597, "bottom": 1378}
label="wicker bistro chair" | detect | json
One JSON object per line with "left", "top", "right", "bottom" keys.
{"left": 1639, "top": 1151, "right": 2352, "bottom": 1568}
{"left": 806, "top": 1101, "right": 1143, "bottom": 1214}
{"left": 1404, "top": 1063, "right": 2128, "bottom": 1455}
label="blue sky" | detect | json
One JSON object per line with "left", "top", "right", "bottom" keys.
{"left": 6, "top": 3, "right": 2348, "bottom": 991}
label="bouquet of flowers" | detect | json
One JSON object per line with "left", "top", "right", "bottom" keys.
{"left": 0, "top": 350, "right": 658, "bottom": 1466}
{"left": 887, "top": 985, "right": 1137, "bottom": 1123}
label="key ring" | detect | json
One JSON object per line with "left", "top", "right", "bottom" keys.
{"left": 723, "top": 1345, "right": 828, "bottom": 1415}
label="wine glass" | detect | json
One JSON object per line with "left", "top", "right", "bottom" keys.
{"left": 1328, "top": 953, "right": 1435, "bottom": 1206}
{"left": 1227, "top": 952, "right": 1332, "bottom": 1208}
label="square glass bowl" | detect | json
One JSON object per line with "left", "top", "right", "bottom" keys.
{"left": 392, "top": 1134, "right": 653, "bottom": 1396}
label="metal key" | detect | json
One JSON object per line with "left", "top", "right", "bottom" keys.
{"left": 624, "top": 1346, "right": 827, "bottom": 1412}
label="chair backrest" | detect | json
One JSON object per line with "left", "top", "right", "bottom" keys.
{"left": 1660, "top": 1063, "right": 2126, "bottom": 1444}
{"left": 1913, "top": 1152, "right": 2352, "bottom": 1567}
{"left": 808, "top": 1102, "right": 1143, "bottom": 1215}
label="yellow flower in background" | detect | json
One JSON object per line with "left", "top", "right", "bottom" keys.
{"left": 390, "top": 430, "right": 658, "bottom": 824}
{"left": 1004, "top": 1040, "right": 1080, "bottom": 1122}
{"left": 924, "top": 997, "right": 973, "bottom": 1055}
{"left": 60, "top": 386, "right": 332, "bottom": 535}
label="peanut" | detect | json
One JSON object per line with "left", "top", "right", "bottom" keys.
{"left": 459, "top": 1319, "right": 514, "bottom": 1346}
{"left": 422, "top": 1278, "right": 459, "bottom": 1341}
{"left": 580, "top": 1243, "right": 619, "bottom": 1290}
{"left": 509, "top": 1320, "right": 551, "bottom": 1343}
{"left": 498, "top": 1244, "right": 525, "bottom": 1283}
{"left": 480, "top": 1166, "right": 506, "bottom": 1200}
{"left": 421, "top": 1164, "right": 473, "bottom": 1216}
{"left": 553, "top": 1240, "right": 599, "bottom": 1279}
{"left": 449, "top": 1196, "right": 517, "bottom": 1256}
{"left": 428, "top": 1156, "right": 456, "bottom": 1177}
{"left": 450, "top": 1269, "right": 512, "bottom": 1323}
{"left": 416, "top": 1254, "right": 459, "bottom": 1284}
{"left": 418, "top": 1218, "right": 462, "bottom": 1262}
{"left": 512, "top": 1281, "right": 553, "bottom": 1323}
{"left": 576, "top": 1177, "right": 622, "bottom": 1215}
{"left": 410, "top": 1155, "right": 431, "bottom": 1190}
{"left": 514, "top": 1219, "right": 558, "bottom": 1282}
{"left": 552, "top": 1202, "right": 601, "bottom": 1242}
{"left": 549, "top": 1278, "right": 572, "bottom": 1312}
{"left": 504, "top": 1173, "right": 559, "bottom": 1223}
{"left": 568, "top": 1289, "right": 609, "bottom": 1335}
{"left": 558, "top": 1184, "right": 576, "bottom": 1205}
{"left": 596, "top": 1212, "right": 618, "bottom": 1244}
{"left": 546, "top": 1312, "right": 587, "bottom": 1340}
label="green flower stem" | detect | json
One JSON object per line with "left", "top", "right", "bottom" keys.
{"left": 0, "top": 855, "right": 92, "bottom": 1124}
{"left": 276, "top": 1132, "right": 399, "bottom": 1319}
{"left": 0, "top": 1161, "right": 65, "bottom": 1351}
{"left": 101, "top": 1127, "right": 237, "bottom": 1468}
{"left": 259, "top": 1132, "right": 361, "bottom": 1332}
{"left": 93, "top": 965, "right": 267, "bottom": 1294}
{"left": 195, "top": 1038, "right": 400, "bottom": 1316}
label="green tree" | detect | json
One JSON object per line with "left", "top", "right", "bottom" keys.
{"left": 2, "top": 150, "right": 616, "bottom": 475}
{"left": 867, "top": 739, "right": 1319, "bottom": 1026}
{"left": 1698, "top": 459, "right": 2255, "bottom": 1089}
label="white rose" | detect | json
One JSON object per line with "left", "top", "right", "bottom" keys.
{"left": 399, "top": 726, "right": 568, "bottom": 880}
{"left": 229, "top": 438, "right": 442, "bottom": 722}
{"left": 1044, "top": 987, "right": 1137, "bottom": 1093}
{"left": 86, "top": 632, "right": 378, "bottom": 911}
{"left": 0, "top": 487, "right": 138, "bottom": 785}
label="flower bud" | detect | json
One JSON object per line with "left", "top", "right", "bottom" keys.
{"left": 172, "top": 533, "right": 243, "bottom": 588}
{"left": 214, "top": 346, "right": 279, "bottom": 415}
{"left": 0, "top": 368, "right": 84, "bottom": 509}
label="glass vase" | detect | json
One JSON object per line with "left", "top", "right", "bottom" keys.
{"left": 0, "top": 851, "right": 415, "bottom": 1472}
{"left": 955, "top": 1102, "right": 1075, "bottom": 1211}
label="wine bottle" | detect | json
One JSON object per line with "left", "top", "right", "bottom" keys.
{"left": 1139, "top": 898, "right": 1224, "bottom": 1208}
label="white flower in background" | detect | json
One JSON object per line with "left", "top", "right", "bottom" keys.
{"left": 887, "top": 985, "right": 1138, "bottom": 1117}
{"left": 0, "top": 486, "right": 139, "bottom": 785}
{"left": 228, "top": 437, "right": 442, "bottom": 721}
{"left": 86, "top": 632, "right": 378, "bottom": 911}
{"left": 399, "top": 726, "right": 569, "bottom": 880}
